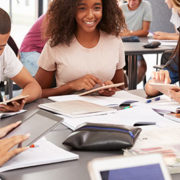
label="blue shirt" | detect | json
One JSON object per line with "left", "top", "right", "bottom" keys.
{"left": 164, "top": 57, "right": 179, "bottom": 84}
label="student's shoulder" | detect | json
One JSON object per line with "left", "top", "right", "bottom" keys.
{"left": 141, "top": 0, "right": 151, "bottom": 8}
{"left": 120, "top": 3, "right": 128, "bottom": 11}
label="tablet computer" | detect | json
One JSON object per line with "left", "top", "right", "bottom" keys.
{"left": 88, "top": 154, "right": 172, "bottom": 180}
{"left": 79, "top": 83, "right": 124, "bottom": 96}
{"left": 5, "top": 109, "right": 63, "bottom": 147}
{"left": 149, "top": 82, "right": 180, "bottom": 96}
{"left": 0, "top": 95, "right": 29, "bottom": 105}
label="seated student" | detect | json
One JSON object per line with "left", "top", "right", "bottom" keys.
{"left": 145, "top": 0, "right": 180, "bottom": 102}
{"left": 0, "top": 121, "right": 29, "bottom": 166}
{"left": 35, "top": 0, "right": 126, "bottom": 98}
{"left": 20, "top": 14, "right": 47, "bottom": 76}
{"left": 120, "top": 0, "right": 152, "bottom": 84}
{"left": 0, "top": 8, "right": 42, "bottom": 112}
{"left": 153, "top": 0, "right": 179, "bottom": 40}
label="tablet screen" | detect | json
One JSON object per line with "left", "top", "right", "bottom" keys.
{"left": 100, "top": 164, "right": 165, "bottom": 180}
{"left": 5, "top": 110, "right": 63, "bottom": 146}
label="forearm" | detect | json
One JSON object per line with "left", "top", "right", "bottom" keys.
{"left": 130, "top": 30, "right": 148, "bottom": 37}
{"left": 164, "top": 33, "right": 179, "bottom": 40}
{"left": 41, "top": 83, "right": 75, "bottom": 98}
{"left": 21, "top": 81, "right": 42, "bottom": 103}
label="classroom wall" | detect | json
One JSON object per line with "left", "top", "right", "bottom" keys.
{"left": 147, "top": 0, "right": 175, "bottom": 33}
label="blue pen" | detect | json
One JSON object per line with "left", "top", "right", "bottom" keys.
{"left": 146, "top": 96, "right": 161, "bottom": 103}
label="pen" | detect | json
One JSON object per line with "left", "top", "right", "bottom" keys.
{"left": 30, "top": 144, "right": 39, "bottom": 148}
{"left": 146, "top": 96, "right": 160, "bottom": 103}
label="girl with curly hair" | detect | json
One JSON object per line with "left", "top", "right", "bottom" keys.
{"left": 145, "top": 0, "right": 180, "bottom": 102}
{"left": 35, "top": 0, "right": 126, "bottom": 97}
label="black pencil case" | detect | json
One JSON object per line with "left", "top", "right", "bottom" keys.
{"left": 63, "top": 123, "right": 141, "bottom": 151}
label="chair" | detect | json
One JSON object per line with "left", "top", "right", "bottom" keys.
{"left": 3, "top": 36, "right": 19, "bottom": 98}
{"left": 153, "top": 50, "right": 174, "bottom": 70}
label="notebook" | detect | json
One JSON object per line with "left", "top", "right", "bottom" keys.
{"left": 79, "top": 83, "right": 124, "bottom": 96}
{"left": 88, "top": 154, "right": 172, "bottom": 180}
{"left": 0, "top": 138, "right": 79, "bottom": 172}
{"left": 39, "top": 100, "right": 117, "bottom": 118}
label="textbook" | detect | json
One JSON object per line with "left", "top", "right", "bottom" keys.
{"left": 79, "top": 82, "right": 124, "bottom": 96}
{"left": 0, "top": 138, "right": 79, "bottom": 172}
{"left": 39, "top": 100, "right": 117, "bottom": 118}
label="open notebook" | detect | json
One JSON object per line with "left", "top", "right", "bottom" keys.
{"left": 39, "top": 100, "right": 117, "bottom": 118}
{"left": 0, "top": 138, "right": 79, "bottom": 172}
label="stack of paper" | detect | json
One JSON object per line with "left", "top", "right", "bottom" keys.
{"left": 60, "top": 106, "right": 177, "bottom": 131}
{"left": 0, "top": 138, "right": 79, "bottom": 172}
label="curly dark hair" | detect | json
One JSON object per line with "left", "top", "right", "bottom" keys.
{"left": 45, "top": 0, "right": 126, "bottom": 47}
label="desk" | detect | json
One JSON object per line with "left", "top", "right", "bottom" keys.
{"left": 1, "top": 92, "right": 180, "bottom": 180}
{"left": 124, "top": 37, "right": 175, "bottom": 90}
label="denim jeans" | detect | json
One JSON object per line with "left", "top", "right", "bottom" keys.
{"left": 20, "top": 51, "right": 40, "bottom": 76}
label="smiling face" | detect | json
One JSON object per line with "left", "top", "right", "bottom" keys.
{"left": 75, "top": 0, "right": 102, "bottom": 34}
{"left": 127, "top": 0, "right": 141, "bottom": 10}
{"left": 0, "top": 32, "right": 10, "bottom": 55}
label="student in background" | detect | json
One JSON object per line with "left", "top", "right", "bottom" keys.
{"left": 145, "top": 0, "right": 180, "bottom": 102}
{"left": 20, "top": 14, "right": 47, "bottom": 76}
{"left": 120, "top": 0, "right": 152, "bottom": 84}
{"left": 35, "top": 0, "right": 126, "bottom": 98}
{"left": 0, "top": 8, "right": 42, "bottom": 112}
{"left": 153, "top": 0, "right": 179, "bottom": 40}
{"left": 0, "top": 121, "right": 29, "bottom": 166}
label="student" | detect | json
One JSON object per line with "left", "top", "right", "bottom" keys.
{"left": 20, "top": 14, "right": 47, "bottom": 76}
{"left": 0, "top": 121, "right": 29, "bottom": 166}
{"left": 0, "top": 8, "right": 42, "bottom": 112}
{"left": 120, "top": 0, "right": 152, "bottom": 84}
{"left": 153, "top": 0, "right": 180, "bottom": 40}
{"left": 35, "top": 0, "right": 126, "bottom": 98}
{"left": 145, "top": 0, "right": 180, "bottom": 102}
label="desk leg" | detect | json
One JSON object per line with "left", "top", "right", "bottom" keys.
{"left": 128, "top": 55, "right": 137, "bottom": 90}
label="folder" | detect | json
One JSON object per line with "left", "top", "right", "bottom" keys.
{"left": 39, "top": 100, "right": 117, "bottom": 118}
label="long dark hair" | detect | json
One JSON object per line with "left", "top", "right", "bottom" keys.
{"left": 44, "top": 0, "right": 126, "bottom": 47}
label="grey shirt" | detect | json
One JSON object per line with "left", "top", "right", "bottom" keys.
{"left": 121, "top": 0, "right": 152, "bottom": 31}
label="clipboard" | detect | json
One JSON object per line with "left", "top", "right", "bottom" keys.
{"left": 79, "top": 82, "right": 124, "bottom": 96}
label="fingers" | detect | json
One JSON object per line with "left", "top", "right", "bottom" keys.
{"left": 0, "top": 121, "right": 22, "bottom": 138}
{"left": 0, "top": 100, "right": 25, "bottom": 112}
{"left": 1, "top": 133, "right": 30, "bottom": 151}
{"left": 151, "top": 70, "right": 171, "bottom": 84}
{"left": 98, "top": 81, "right": 117, "bottom": 96}
{"left": 169, "top": 90, "right": 180, "bottom": 103}
{"left": 0, "top": 146, "right": 29, "bottom": 167}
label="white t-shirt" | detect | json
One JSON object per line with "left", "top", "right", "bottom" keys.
{"left": 121, "top": 0, "right": 152, "bottom": 31}
{"left": 0, "top": 44, "right": 23, "bottom": 81}
{"left": 38, "top": 31, "right": 125, "bottom": 87}
{"left": 170, "top": 10, "right": 180, "bottom": 29}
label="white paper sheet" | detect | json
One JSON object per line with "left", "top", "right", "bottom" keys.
{"left": 0, "top": 109, "right": 26, "bottom": 119}
{"left": 48, "top": 90, "right": 145, "bottom": 107}
{"left": 60, "top": 106, "right": 177, "bottom": 130}
{"left": 0, "top": 138, "right": 79, "bottom": 172}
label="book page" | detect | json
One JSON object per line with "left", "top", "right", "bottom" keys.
{"left": 0, "top": 138, "right": 79, "bottom": 172}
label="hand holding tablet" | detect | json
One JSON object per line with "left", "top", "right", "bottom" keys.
{"left": 79, "top": 82, "right": 124, "bottom": 96}
{"left": 149, "top": 82, "right": 180, "bottom": 96}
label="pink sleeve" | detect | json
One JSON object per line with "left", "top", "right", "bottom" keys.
{"left": 38, "top": 41, "right": 57, "bottom": 71}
